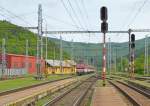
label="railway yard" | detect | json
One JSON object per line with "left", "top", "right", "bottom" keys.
{"left": 0, "top": 74, "right": 149, "bottom": 106}
{"left": 0, "top": 0, "right": 150, "bottom": 106}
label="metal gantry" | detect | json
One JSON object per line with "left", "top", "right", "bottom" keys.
{"left": 43, "top": 29, "right": 150, "bottom": 34}
{"left": 24, "top": 4, "right": 150, "bottom": 80}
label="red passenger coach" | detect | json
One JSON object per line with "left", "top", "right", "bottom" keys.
{"left": 76, "top": 63, "right": 95, "bottom": 75}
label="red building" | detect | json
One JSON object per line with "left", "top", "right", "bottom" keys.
{"left": 0, "top": 54, "right": 45, "bottom": 75}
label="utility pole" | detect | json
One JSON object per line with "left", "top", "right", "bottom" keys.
{"left": 144, "top": 35, "right": 148, "bottom": 75}
{"left": 128, "top": 29, "right": 131, "bottom": 77}
{"left": 71, "top": 39, "right": 74, "bottom": 61}
{"left": 147, "top": 36, "right": 149, "bottom": 75}
{"left": 131, "top": 34, "right": 135, "bottom": 79}
{"left": 1, "top": 38, "right": 6, "bottom": 79}
{"left": 107, "top": 39, "right": 110, "bottom": 74}
{"left": 45, "top": 24, "right": 48, "bottom": 61}
{"left": 36, "top": 4, "right": 43, "bottom": 80}
{"left": 95, "top": 49, "right": 98, "bottom": 77}
{"left": 114, "top": 48, "right": 117, "bottom": 73}
{"left": 116, "top": 47, "right": 117, "bottom": 73}
{"left": 110, "top": 38, "right": 112, "bottom": 75}
{"left": 100, "top": 6, "right": 108, "bottom": 86}
{"left": 144, "top": 35, "right": 146, "bottom": 75}
{"left": 45, "top": 24, "right": 48, "bottom": 78}
{"left": 120, "top": 56, "right": 123, "bottom": 72}
{"left": 53, "top": 47, "right": 56, "bottom": 60}
{"left": 108, "top": 38, "right": 111, "bottom": 75}
{"left": 25, "top": 39, "right": 28, "bottom": 75}
{"left": 60, "top": 35, "right": 63, "bottom": 73}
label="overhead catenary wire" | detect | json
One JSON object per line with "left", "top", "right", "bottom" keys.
{"left": 60, "top": 0, "right": 83, "bottom": 30}
{"left": 81, "top": 0, "right": 92, "bottom": 29}
{"left": 67, "top": 0, "right": 85, "bottom": 30}
{"left": 0, "top": 6, "right": 32, "bottom": 27}
{"left": 127, "top": 0, "right": 148, "bottom": 27}
{"left": 44, "top": 14, "right": 84, "bottom": 29}
{"left": 74, "top": 0, "right": 88, "bottom": 30}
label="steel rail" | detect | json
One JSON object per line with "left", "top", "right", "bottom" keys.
{"left": 109, "top": 80, "right": 150, "bottom": 106}
{"left": 117, "top": 80, "right": 150, "bottom": 98}
{"left": 44, "top": 77, "right": 96, "bottom": 106}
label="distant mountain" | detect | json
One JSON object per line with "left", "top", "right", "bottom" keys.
{"left": 49, "top": 36, "right": 150, "bottom": 72}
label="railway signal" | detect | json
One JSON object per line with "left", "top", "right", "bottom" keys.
{"left": 100, "top": 6, "right": 108, "bottom": 86}
{"left": 130, "top": 34, "right": 135, "bottom": 79}
{"left": 101, "top": 7, "right": 108, "bottom": 22}
{"left": 131, "top": 34, "right": 135, "bottom": 49}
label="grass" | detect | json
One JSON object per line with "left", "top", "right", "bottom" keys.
{"left": 130, "top": 80, "right": 150, "bottom": 88}
{"left": 0, "top": 74, "right": 72, "bottom": 92}
{"left": 107, "top": 73, "right": 150, "bottom": 88}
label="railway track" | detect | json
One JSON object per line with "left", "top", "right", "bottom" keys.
{"left": 0, "top": 75, "right": 93, "bottom": 106}
{"left": 109, "top": 80, "right": 150, "bottom": 106}
{"left": 44, "top": 76, "right": 97, "bottom": 106}
{"left": 0, "top": 76, "right": 73, "bottom": 97}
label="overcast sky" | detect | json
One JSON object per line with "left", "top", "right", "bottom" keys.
{"left": 0, "top": 0, "right": 150, "bottom": 43}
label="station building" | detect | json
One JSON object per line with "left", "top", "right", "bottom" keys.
{"left": 0, "top": 54, "right": 45, "bottom": 77}
{"left": 45, "top": 60, "right": 76, "bottom": 74}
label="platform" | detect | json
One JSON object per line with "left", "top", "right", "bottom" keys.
{"left": 91, "top": 86, "right": 127, "bottom": 106}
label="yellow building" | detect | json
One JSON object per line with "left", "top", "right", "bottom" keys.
{"left": 65, "top": 60, "right": 76, "bottom": 73}
{"left": 46, "top": 60, "right": 76, "bottom": 74}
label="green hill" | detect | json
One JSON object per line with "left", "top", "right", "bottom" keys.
{"left": 50, "top": 36, "right": 149, "bottom": 74}
{"left": 0, "top": 20, "right": 69, "bottom": 59}
{"left": 1, "top": 19, "right": 148, "bottom": 74}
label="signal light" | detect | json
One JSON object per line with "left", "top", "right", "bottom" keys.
{"left": 100, "top": 6, "right": 108, "bottom": 21}
{"left": 131, "top": 34, "right": 135, "bottom": 49}
{"left": 101, "top": 22, "right": 108, "bottom": 33}
{"left": 131, "top": 34, "right": 135, "bottom": 42}
{"left": 131, "top": 43, "right": 135, "bottom": 48}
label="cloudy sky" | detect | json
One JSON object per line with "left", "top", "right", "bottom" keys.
{"left": 0, "top": 0, "right": 150, "bottom": 43}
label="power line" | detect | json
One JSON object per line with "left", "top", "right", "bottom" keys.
{"left": 44, "top": 14, "right": 84, "bottom": 29}
{"left": 127, "top": 0, "right": 148, "bottom": 27}
{"left": 81, "top": 1, "right": 90, "bottom": 27}
{"left": 0, "top": 6, "right": 32, "bottom": 26}
{"left": 67, "top": 0, "right": 85, "bottom": 29}
{"left": 81, "top": 0, "right": 92, "bottom": 29}
{"left": 73, "top": 0, "right": 88, "bottom": 29}
{"left": 60, "top": 0, "right": 83, "bottom": 30}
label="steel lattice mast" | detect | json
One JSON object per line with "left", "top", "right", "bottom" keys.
{"left": 25, "top": 39, "right": 28, "bottom": 74}
{"left": 1, "top": 38, "right": 6, "bottom": 79}
{"left": 36, "top": 4, "right": 43, "bottom": 80}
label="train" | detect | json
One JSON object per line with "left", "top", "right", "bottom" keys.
{"left": 76, "top": 63, "right": 95, "bottom": 75}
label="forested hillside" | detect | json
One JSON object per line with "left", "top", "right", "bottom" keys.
{"left": 0, "top": 20, "right": 69, "bottom": 59}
